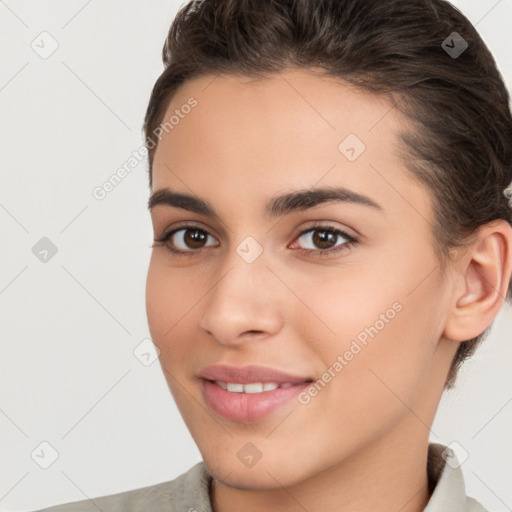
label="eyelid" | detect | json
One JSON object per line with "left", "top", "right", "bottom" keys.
{"left": 293, "top": 220, "right": 358, "bottom": 240}
{"left": 154, "top": 221, "right": 218, "bottom": 243}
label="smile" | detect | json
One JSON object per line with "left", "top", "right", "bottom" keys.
{"left": 201, "top": 378, "right": 312, "bottom": 422}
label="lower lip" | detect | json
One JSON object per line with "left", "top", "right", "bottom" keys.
{"left": 201, "top": 379, "right": 310, "bottom": 422}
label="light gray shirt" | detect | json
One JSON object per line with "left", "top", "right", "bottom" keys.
{"left": 32, "top": 442, "right": 489, "bottom": 511}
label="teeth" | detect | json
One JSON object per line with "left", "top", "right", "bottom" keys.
{"left": 226, "top": 382, "right": 244, "bottom": 393}
{"left": 214, "top": 381, "right": 291, "bottom": 393}
{"left": 243, "top": 383, "right": 264, "bottom": 393}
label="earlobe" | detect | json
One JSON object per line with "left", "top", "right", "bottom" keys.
{"left": 443, "top": 220, "right": 512, "bottom": 342}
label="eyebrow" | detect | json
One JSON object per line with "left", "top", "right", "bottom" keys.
{"left": 147, "top": 186, "right": 383, "bottom": 218}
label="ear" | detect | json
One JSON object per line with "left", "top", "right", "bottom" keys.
{"left": 443, "top": 219, "right": 512, "bottom": 342}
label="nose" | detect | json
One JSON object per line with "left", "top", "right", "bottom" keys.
{"left": 199, "top": 248, "right": 284, "bottom": 346}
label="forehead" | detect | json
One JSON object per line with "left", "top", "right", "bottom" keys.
{"left": 153, "top": 68, "right": 405, "bottom": 171}
{"left": 158, "top": 68, "right": 400, "bottom": 145}
{"left": 151, "top": 69, "right": 431, "bottom": 226}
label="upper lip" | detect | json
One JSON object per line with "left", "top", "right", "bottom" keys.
{"left": 198, "top": 364, "right": 313, "bottom": 385}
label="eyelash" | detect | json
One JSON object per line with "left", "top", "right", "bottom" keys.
{"left": 151, "top": 223, "right": 359, "bottom": 258}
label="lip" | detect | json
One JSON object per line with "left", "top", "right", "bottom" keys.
{"left": 201, "top": 379, "right": 311, "bottom": 422}
{"left": 198, "top": 364, "right": 312, "bottom": 385}
{"left": 198, "top": 364, "right": 313, "bottom": 422}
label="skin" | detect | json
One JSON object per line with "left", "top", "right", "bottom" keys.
{"left": 146, "top": 68, "right": 512, "bottom": 512}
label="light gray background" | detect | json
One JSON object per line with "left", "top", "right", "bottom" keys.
{"left": 1, "top": 1, "right": 511, "bottom": 511}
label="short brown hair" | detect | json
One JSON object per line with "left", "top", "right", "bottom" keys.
{"left": 143, "top": 0, "right": 512, "bottom": 389}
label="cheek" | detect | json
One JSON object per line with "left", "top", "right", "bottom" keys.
{"left": 145, "top": 257, "right": 196, "bottom": 355}
{"left": 293, "top": 250, "right": 442, "bottom": 405}
{"left": 145, "top": 258, "right": 203, "bottom": 410}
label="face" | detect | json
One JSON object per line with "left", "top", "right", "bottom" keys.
{"left": 146, "top": 69, "right": 457, "bottom": 489}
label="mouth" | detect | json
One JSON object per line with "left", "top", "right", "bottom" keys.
{"left": 200, "top": 375, "right": 314, "bottom": 423}
{"left": 198, "top": 364, "right": 314, "bottom": 422}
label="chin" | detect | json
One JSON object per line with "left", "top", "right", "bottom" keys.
{"left": 202, "top": 451, "right": 310, "bottom": 491}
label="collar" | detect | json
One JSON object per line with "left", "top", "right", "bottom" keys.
{"left": 424, "top": 442, "right": 469, "bottom": 511}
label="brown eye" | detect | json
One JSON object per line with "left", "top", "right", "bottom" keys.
{"left": 296, "top": 227, "right": 352, "bottom": 252}
{"left": 170, "top": 228, "right": 217, "bottom": 251}
{"left": 311, "top": 230, "right": 338, "bottom": 249}
{"left": 183, "top": 229, "right": 208, "bottom": 249}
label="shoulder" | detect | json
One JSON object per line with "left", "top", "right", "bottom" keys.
{"left": 30, "top": 461, "right": 211, "bottom": 512}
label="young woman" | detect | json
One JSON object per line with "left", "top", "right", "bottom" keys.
{"left": 35, "top": 0, "right": 512, "bottom": 510}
